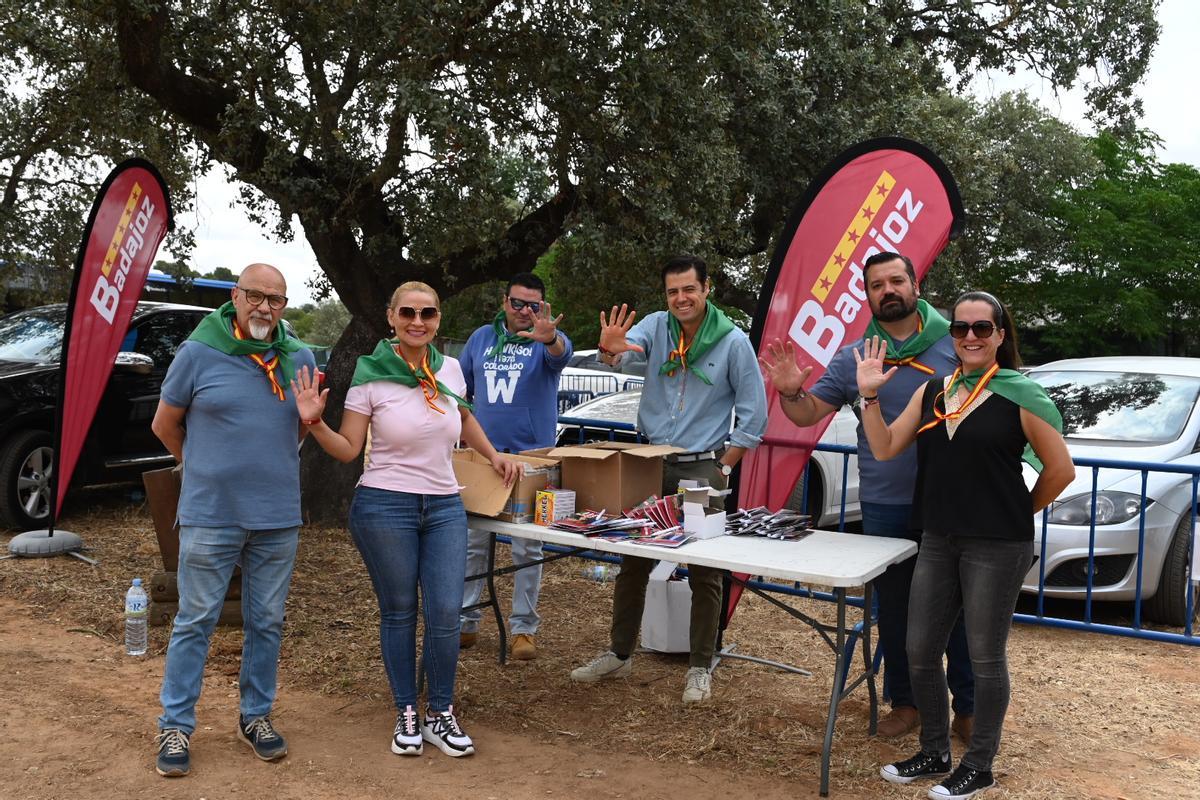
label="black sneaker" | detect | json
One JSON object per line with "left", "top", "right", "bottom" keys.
{"left": 391, "top": 705, "right": 423, "bottom": 756}
{"left": 238, "top": 715, "right": 288, "bottom": 761}
{"left": 155, "top": 728, "right": 191, "bottom": 777}
{"left": 880, "top": 750, "right": 952, "bottom": 784}
{"left": 929, "top": 763, "right": 995, "bottom": 799}
{"left": 420, "top": 705, "right": 475, "bottom": 757}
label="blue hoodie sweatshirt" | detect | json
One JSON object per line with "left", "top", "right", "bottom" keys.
{"left": 459, "top": 323, "right": 573, "bottom": 452}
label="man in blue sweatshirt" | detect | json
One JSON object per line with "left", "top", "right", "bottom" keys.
{"left": 458, "top": 272, "right": 572, "bottom": 660}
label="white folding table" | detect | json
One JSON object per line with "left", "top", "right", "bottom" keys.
{"left": 466, "top": 516, "right": 917, "bottom": 796}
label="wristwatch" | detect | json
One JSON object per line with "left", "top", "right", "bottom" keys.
{"left": 719, "top": 462, "right": 733, "bottom": 477}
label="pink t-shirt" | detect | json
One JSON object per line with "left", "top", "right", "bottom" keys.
{"left": 345, "top": 357, "right": 467, "bottom": 495}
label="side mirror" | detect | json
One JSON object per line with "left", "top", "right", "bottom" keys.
{"left": 114, "top": 351, "right": 154, "bottom": 375}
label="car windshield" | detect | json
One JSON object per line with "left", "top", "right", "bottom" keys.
{"left": 1029, "top": 369, "right": 1200, "bottom": 444}
{"left": 0, "top": 307, "right": 66, "bottom": 363}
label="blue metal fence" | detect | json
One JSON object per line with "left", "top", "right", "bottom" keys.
{"left": 553, "top": 413, "right": 1199, "bottom": 645}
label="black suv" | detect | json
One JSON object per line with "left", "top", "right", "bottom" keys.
{"left": 0, "top": 301, "right": 208, "bottom": 530}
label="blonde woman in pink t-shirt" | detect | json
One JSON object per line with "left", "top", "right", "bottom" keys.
{"left": 292, "top": 281, "right": 519, "bottom": 760}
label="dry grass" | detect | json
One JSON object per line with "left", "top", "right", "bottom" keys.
{"left": 2, "top": 488, "right": 1199, "bottom": 799}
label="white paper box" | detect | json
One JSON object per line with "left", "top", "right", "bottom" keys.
{"left": 640, "top": 577, "right": 692, "bottom": 653}
{"left": 683, "top": 502, "right": 727, "bottom": 539}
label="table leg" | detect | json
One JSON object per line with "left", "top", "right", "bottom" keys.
{"left": 820, "top": 587, "right": 847, "bottom": 797}
{"left": 486, "top": 532, "right": 507, "bottom": 665}
{"left": 861, "top": 580, "right": 878, "bottom": 734}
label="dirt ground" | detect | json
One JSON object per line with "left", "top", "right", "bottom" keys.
{"left": 2, "top": 491, "right": 1199, "bottom": 800}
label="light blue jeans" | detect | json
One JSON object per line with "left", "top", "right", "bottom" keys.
{"left": 460, "top": 529, "right": 543, "bottom": 635}
{"left": 159, "top": 525, "right": 299, "bottom": 734}
{"left": 349, "top": 487, "right": 468, "bottom": 712}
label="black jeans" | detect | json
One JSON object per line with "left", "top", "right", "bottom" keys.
{"left": 907, "top": 533, "right": 1032, "bottom": 771}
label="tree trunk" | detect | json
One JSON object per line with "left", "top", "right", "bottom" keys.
{"left": 299, "top": 313, "right": 386, "bottom": 524}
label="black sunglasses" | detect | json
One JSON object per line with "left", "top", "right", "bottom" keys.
{"left": 949, "top": 320, "right": 997, "bottom": 339}
{"left": 395, "top": 306, "right": 440, "bottom": 321}
{"left": 507, "top": 296, "right": 542, "bottom": 313}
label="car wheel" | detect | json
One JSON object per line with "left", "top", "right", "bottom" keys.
{"left": 0, "top": 430, "right": 54, "bottom": 531}
{"left": 1144, "top": 513, "right": 1200, "bottom": 627}
{"left": 786, "top": 465, "right": 825, "bottom": 526}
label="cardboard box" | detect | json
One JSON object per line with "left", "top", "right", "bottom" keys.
{"left": 534, "top": 489, "right": 575, "bottom": 525}
{"left": 683, "top": 503, "right": 727, "bottom": 539}
{"left": 640, "top": 574, "right": 692, "bottom": 653}
{"left": 546, "top": 442, "right": 684, "bottom": 512}
{"left": 519, "top": 447, "right": 561, "bottom": 489}
{"left": 453, "top": 449, "right": 559, "bottom": 523}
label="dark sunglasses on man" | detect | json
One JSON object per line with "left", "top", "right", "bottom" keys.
{"left": 949, "top": 320, "right": 996, "bottom": 339}
{"left": 507, "top": 296, "right": 542, "bottom": 314}
{"left": 236, "top": 286, "right": 289, "bottom": 310}
{"left": 395, "top": 305, "right": 440, "bottom": 321}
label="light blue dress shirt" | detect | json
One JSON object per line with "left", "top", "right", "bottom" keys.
{"left": 623, "top": 310, "right": 767, "bottom": 453}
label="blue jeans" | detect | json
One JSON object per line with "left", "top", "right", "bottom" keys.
{"left": 908, "top": 534, "right": 1032, "bottom": 770}
{"left": 860, "top": 502, "right": 974, "bottom": 715}
{"left": 461, "top": 529, "right": 543, "bottom": 635}
{"left": 159, "top": 525, "right": 299, "bottom": 734}
{"left": 349, "top": 487, "right": 467, "bottom": 712}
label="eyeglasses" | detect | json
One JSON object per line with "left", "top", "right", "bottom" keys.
{"left": 507, "top": 297, "right": 542, "bottom": 313}
{"left": 236, "top": 286, "right": 288, "bottom": 310}
{"left": 949, "top": 320, "right": 997, "bottom": 339}
{"left": 395, "top": 306, "right": 440, "bottom": 321}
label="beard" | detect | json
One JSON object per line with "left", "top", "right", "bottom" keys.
{"left": 248, "top": 316, "right": 274, "bottom": 340}
{"left": 871, "top": 293, "right": 917, "bottom": 323}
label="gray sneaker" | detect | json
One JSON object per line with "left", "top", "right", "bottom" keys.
{"left": 682, "top": 666, "right": 712, "bottom": 704}
{"left": 570, "top": 651, "right": 632, "bottom": 683}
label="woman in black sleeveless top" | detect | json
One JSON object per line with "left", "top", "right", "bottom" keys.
{"left": 854, "top": 292, "right": 1074, "bottom": 800}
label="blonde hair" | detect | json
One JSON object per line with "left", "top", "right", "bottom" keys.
{"left": 389, "top": 281, "right": 440, "bottom": 310}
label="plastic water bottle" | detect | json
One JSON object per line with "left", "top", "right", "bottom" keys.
{"left": 583, "top": 564, "right": 612, "bottom": 583}
{"left": 124, "top": 578, "right": 149, "bottom": 656}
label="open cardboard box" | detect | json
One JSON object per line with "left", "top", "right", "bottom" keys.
{"left": 681, "top": 484, "right": 729, "bottom": 539}
{"left": 545, "top": 441, "right": 684, "bottom": 512}
{"left": 453, "top": 449, "right": 559, "bottom": 523}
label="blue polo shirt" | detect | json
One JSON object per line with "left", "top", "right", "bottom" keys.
{"left": 810, "top": 334, "right": 958, "bottom": 506}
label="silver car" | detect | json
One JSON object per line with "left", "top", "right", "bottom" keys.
{"left": 1024, "top": 357, "right": 1200, "bottom": 625}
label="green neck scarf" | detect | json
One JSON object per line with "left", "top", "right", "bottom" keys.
{"left": 487, "top": 310, "right": 529, "bottom": 358}
{"left": 659, "top": 301, "right": 736, "bottom": 385}
{"left": 864, "top": 299, "right": 950, "bottom": 370}
{"left": 187, "top": 301, "right": 306, "bottom": 383}
{"left": 351, "top": 339, "right": 472, "bottom": 411}
{"left": 948, "top": 365, "right": 1063, "bottom": 470}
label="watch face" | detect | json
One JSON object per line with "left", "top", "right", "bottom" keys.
{"left": 720, "top": 463, "right": 733, "bottom": 476}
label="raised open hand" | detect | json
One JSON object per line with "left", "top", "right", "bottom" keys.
{"left": 290, "top": 365, "right": 329, "bottom": 422}
{"left": 759, "top": 339, "right": 813, "bottom": 396}
{"left": 598, "top": 304, "right": 644, "bottom": 354}
{"left": 516, "top": 300, "right": 565, "bottom": 344}
{"left": 853, "top": 335, "right": 897, "bottom": 397}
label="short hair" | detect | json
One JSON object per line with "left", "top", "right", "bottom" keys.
{"left": 389, "top": 281, "right": 440, "bottom": 309}
{"left": 952, "top": 290, "right": 1022, "bottom": 369}
{"left": 661, "top": 254, "right": 708, "bottom": 286}
{"left": 863, "top": 252, "right": 916, "bottom": 284}
{"left": 506, "top": 272, "right": 546, "bottom": 296}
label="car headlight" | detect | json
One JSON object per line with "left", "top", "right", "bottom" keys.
{"left": 1046, "top": 491, "right": 1147, "bottom": 525}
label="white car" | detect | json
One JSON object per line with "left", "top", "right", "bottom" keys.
{"left": 1023, "top": 357, "right": 1200, "bottom": 625}
{"left": 556, "top": 388, "right": 862, "bottom": 527}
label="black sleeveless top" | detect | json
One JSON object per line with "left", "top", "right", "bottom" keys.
{"left": 910, "top": 378, "right": 1035, "bottom": 541}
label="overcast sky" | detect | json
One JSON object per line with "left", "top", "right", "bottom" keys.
{"left": 163, "top": 0, "right": 1200, "bottom": 306}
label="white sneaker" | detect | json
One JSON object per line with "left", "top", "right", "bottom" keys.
{"left": 391, "top": 705, "right": 422, "bottom": 756}
{"left": 570, "top": 651, "right": 632, "bottom": 683}
{"left": 682, "top": 666, "right": 712, "bottom": 704}
{"left": 420, "top": 705, "right": 475, "bottom": 757}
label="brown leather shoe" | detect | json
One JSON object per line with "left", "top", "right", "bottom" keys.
{"left": 875, "top": 705, "right": 919, "bottom": 738}
{"left": 459, "top": 631, "right": 478, "bottom": 650}
{"left": 952, "top": 713, "right": 974, "bottom": 743}
{"left": 510, "top": 633, "right": 537, "bottom": 661}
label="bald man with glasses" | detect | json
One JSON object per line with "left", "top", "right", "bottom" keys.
{"left": 457, "top": 271, "right": 572, "bottom": 661}
{"left": 150, "top": 263, "right": 315, "bottom": 777}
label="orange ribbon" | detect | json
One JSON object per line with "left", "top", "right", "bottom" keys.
{"left": 884, "top": 355, "right": 937, "bottom": 375}
{"left": 665, "top": 331, "right": 691, "bottom": 377}
{"left": 407, "top": 351, "right": 446, "bottom": 415}
{"left": 232, "top": 322, "right": 285, "bottom": 401}
{"left": 917, "top": 363, "right": 1000, "bottom": 435}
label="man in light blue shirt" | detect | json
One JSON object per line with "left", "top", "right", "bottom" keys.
{"left": 569, "top": 255, "right": 767, "bottom": 705}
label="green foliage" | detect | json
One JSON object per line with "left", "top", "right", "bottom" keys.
{"left": 284, "top": 299, "right": 351, "bottom": 346}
